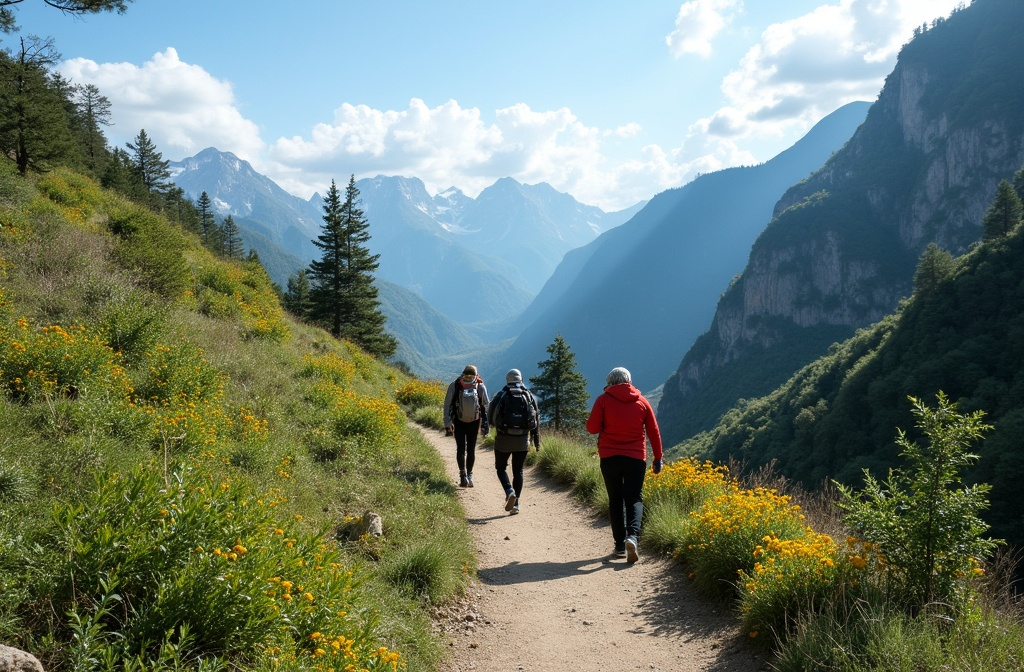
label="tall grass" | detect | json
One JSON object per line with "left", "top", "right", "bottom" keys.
{"left": 527, "top": 421, "right": 1024, "bottom": 669}
{"left": 0, "top": 169, "right": 474, "bottom": 671}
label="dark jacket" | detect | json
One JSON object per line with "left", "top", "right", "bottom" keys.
{"left": 487, "top": 382, "right": 540, "bottom": 453}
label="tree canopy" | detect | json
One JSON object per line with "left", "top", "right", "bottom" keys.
{"left": 529, "top": 334, "right": 590, "bottom": 434}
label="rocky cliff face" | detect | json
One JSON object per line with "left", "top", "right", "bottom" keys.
{"left": 659, "top": 0, "right": 1024, "bottom": 446}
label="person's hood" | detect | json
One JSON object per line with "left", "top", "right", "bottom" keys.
{"left": 605, "top": 382, "right": 640, "bottom": 402}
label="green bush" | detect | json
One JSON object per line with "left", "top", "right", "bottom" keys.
{"left": 16, "top": 463, "right": 400, "bottom": 670}
{"left": 837, "top": 393, "right": 1000, "bottom": 616}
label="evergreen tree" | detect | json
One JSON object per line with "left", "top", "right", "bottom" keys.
{"left": 283, "top": 269, "right": 312, "bottom": 319}
{"left": 72, "top": 83, "right": 112, "bottom": 176}
{"left": 307, "top": 176, "right": 396, "bottom": 358}
{"left": 529, "top": 334, "right": 590, "bottom": 433}
{"left": 222, "top": 214, "right": 244, "bottom": 259}
{"left": 1011, "top": 164, "right": 1024, "bottom": 203}
{"left": 196, "top": 191, "right": 217, "bottom": 243}
{"left": 912, "top": 243, "right": 956, "bottom": 295}
{"left": 2, "top": 1, "right": 134, "bottom": 35}
{"left": 126, "top": 128, "right": 171, "bottom": 194}
{"left": 0, "top": 36, "right": 73, "bottom": 175}
{"left": 981, "top": 179, "right": 1022, "bottom": 240}
{"left": 100, "top": 147, "right": 146, "bottom": 199}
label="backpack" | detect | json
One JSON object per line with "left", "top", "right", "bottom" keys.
{"left": 454, "top": 379, "right": 481, "bottom": 423}
{"left": 497, "top": 385, "right": 536, "bottom": 435}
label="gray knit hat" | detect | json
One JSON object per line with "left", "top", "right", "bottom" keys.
{"left": 506, "top": 369, "right": 522, "bottom": 383}
{"left": 606, "top": 367, "right": 631, "bottom": 386}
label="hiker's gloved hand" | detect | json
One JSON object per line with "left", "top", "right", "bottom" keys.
{"left": 445, "top": 425, "right": 454, "bottom": 437}
{"left": 652, "top": 459, "right": 663, "bottom": 474}
{"left": 533, "top": 436, "right": 541, "bottom": 451}
{"left": 481, "top": 422, "right": 489, "bottom": 436}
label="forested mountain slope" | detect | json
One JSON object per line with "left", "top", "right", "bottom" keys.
{"left": 658, "top": 0, "right": 1024, "bottom": 445}
{"left": 675, "top": 201, "right": 1024, "bottom": 556}
{"left": 493, "top": 102, "right": 869, "bottom": 397}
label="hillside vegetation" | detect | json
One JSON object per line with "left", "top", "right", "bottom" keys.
{"left": 673, "top": 174, "right": 1024, "bottom": 559}
{"left": 0, "top": 163, "right": 473, "bottom": 670}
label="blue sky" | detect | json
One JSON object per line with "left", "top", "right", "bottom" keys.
{"left": 12, "top": 0, "right": 961, "bottom": 211}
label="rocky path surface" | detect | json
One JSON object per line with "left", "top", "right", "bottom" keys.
{"left": 419, "top": 425, "right": 770, "bottom": 672}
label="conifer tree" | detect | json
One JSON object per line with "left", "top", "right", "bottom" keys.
{"left": 196, "top": 191, "right": 217, "bottom": 243}
{"left": 912, "top": 243, "right": 955, "bottom": 295}
{"left": 127, "top": 128, "right": 171, "bottom": 194}
{"left": 0, "top": 36, "right": 73, "bottom": 175}
{"left": 307, "top": 176, "right": 396, "bottom": 358}
{"left": 222, "top": 214, "right": 244, "bottom": 259}
{"left": 981, "top": 179, "right": 1022, "bottom": 240}
{"left": 72, "top": 83, "right": 112, "bottom": 176}
{"left": 283, "top": 269, "right": 312, "bottom": 319}
{"left": 529, "top": 334, "right": 590, "bottom": 433}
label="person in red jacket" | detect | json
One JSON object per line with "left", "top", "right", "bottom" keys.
{"left": 586, "top": 366, "right": 663, "bottom": 563}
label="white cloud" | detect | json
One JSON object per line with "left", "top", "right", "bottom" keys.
{"left": 691, "top": 0, "right": 964, "bottom": 149}
{"left": 59, "top": 48, "right": 264, "bottom": 161}
{"left": 666, "top": 0, "right": 744, "bottom": 59}
{"left": 269, "top": 98, "right": 679, "bottom": 211}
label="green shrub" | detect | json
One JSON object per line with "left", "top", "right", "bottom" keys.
{"left": 18, "top": 464, "right": 401, "bottom": 670}
{"left": 837, "top": 393, "right": 1000, "bottom": 616}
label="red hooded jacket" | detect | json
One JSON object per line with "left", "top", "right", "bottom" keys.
{"left": 586, "top": 383, "right": 663, "bottom": 462}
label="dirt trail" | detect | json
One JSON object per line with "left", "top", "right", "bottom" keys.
{"left": 419, "top": 424, "right": 770, "bottom": 672}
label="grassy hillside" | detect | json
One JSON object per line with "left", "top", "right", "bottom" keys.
{"left": 0, "top": 164, "right": 471, "bottom": 670}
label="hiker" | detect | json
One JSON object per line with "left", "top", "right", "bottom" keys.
{"left": 586, "top": 366, "right": 662, "bottom": 562}
{"left": 487, "top": 369, "right": 541, "bottom": 515}
{"left": 443, "top": 364, "right": 490, "bottom": 487}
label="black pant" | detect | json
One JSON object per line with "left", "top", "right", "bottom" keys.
{"left": 454, "top": 418, "right": 480, "bottom": 474}
{"left": 600, "top": 455, "right": 647, "bottom": 544}
{"left": 495, "top": 449, "right": 528, "bottom": 499}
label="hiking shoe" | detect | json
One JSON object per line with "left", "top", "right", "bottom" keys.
{"left": 510, "top": 504, "right": 520, "bottom": 515}
{"left": 504, "top": 492, "right": 517, "bottom": 512}
{"left": 625, "top": 536, "right": 639, "bottom": 563}
{"left": 614, "top": 542, "right": 626, "bottom": 557}
{"left": 459, "top": 474, "right": 469, "bottom": 488}
{"left": 466, "top": 473, "right": 474, "bottom": 487}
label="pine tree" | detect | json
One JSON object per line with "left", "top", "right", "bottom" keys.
{"left": 529, "top": 334, "right": 590, "bottom": 433}
{"left": 196, "top": 191, "right": 218, "bottom": 243}
{"left": 72, "top": 83, "right": 112, "bottom": 176}
{"left": 0, "top": 36, "right": 73, "bottom": 175}
{"left": 912, "top": 243, "right": 955, "bottom": 295}
{"left": 283, "top": 269, "right": 312, "bottom": 319}
{"left": 222, "top": 215, "right": 244, "bottom": 259}
{"left": 981, "top": 179, "right": 1022, "bottom": 241}
{"left": 127, "top": 128, "right": 171, "bottom": 194}
{"left": 307, "top": 176, "right": 396, "bottom": 358}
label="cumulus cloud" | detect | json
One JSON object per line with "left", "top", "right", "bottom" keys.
{"left": 691, "top": 0, "right": 964, "bottom": 147}
{"left": 269, "top": 98, "right": 669, "bottom": 211}
{"left": 59, "top": 48, "right": 264, "bottom": 161}
{"left": 666, "top": 0, "right": 743, "bottom": 59}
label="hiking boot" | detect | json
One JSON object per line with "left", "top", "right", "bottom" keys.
{"left": 510, "top": 504, "right": 520, "bottom": 515}
{"left": 466, "top": 473, "right": 474, "bottom": 487}
{"left": 459, "top": 473, "right": 469, "bottom": 488}
{"left": 614, "top": 542, "right": 626, "bottom": 557}
{"left": 504, "top": 492, "right": 517, "bottom": 512}
{"left": 625, "top": 536, "right": 639, "bottom": 564}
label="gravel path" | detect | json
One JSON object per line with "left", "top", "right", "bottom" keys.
{"left": 420, "top": 425, "right": 771, "bottom": 672}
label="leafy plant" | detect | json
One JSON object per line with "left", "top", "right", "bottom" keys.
{"left": 836, "top": 392, "right": 1001, "bottom": 616}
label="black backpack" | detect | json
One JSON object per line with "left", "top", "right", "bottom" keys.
{"left": 497, "top": 385, "right": 536, "bottom": 435}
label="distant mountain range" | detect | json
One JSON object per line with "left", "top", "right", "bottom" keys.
{"left": 492, "top": 101, "right": 871, "bottom": 398}
{"left": 167, "top": 101, "right": 866, "bottom": 386}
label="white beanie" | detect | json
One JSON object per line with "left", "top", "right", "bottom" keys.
{"left": 606, "top": 367, "right": 631, "bottom": 385}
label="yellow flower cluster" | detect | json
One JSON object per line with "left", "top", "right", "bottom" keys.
{"left": 0, "top": 317, "right": 133, "bottom": 401}
{"left": 302, "top": 352, "right": 357, "bottom": 386}
{"left": 395, "top": 379, "right": 446, "bottom": 408}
